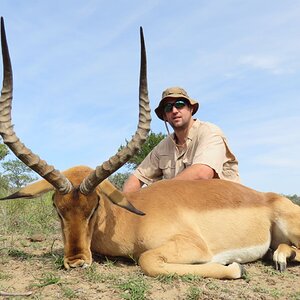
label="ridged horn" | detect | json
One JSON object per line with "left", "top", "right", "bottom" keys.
{"left": 0, "top": 17, "right": 73, "bottom": 194}
{"left": 80, "top": 27, "right": 151, "bottom": 195}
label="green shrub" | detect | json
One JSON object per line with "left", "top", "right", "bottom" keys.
{"left": 0, "top": 192, "right": 59, "bottom": 235}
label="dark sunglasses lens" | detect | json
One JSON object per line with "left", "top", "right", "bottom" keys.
{"left": 164, "top": 103, "right": 173, "bottom": 112}
{"left": 174, "top": 100, "right": 186, "bottom": 109}
{"left": 164, "top": 100, "right": 187, "bottom": 113}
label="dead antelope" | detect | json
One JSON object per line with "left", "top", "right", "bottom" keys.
{"left": 1, "top": 18, "right": 300, "bottom": 280}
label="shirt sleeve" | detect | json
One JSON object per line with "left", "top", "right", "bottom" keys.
{"left": 133, "top": 146, "right": 163, "bottom": 185}
{"left": 192, "top": 129, "right": 229, "bottom": 178}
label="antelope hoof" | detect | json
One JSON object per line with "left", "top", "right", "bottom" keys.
{"left": 273, "top": 249, "right": 287, "bottom": 272}
{"left": 239, "top": 264, "right": 247, "bottom": 279}
{"left": 64, "top": 259, "right": 91, "bottom": 269}
{"left": 275, "top": 261, "right": 287, "bottom": 272}
{"left": 227, "top": 262, "right": 245, "bottom": 279}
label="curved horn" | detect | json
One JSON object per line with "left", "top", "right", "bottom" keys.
{"left": 0, "top": 17, "right": 73, "bottom": 194}
{"left": 80, "top": 27, "right": 151, "bottom": 195}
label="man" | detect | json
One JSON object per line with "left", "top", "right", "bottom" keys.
{"left": 123, "top": 87, "right": 240, "bottom": 192}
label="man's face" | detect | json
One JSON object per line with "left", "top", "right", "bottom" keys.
{"left": 163, "top": 98, "right": 193, "bottom": 129}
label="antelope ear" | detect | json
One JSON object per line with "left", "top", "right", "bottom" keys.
{"left": 98, "top": 179, "right": 145, "bottom": 216}
{"left": 0, "top": 179, "right": 55, "bottom": 200}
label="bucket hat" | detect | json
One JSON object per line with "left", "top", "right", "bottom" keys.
{"left": 155, "top": 87, "right": 199, "bottom": 120}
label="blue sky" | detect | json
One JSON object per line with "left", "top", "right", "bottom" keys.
{"left": 1, "top": 1, "right": 299, "bottom": 195}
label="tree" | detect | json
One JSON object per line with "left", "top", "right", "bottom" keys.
{"left": 0, "top": 142, "right": 10, "bottom": 190}
{"left": 120, "top": 131, "right": 166, "bottom": 170}
{"left": 2, "top": 159, "right": 38, "bottom": 190}
{"left": 0, "top": 143, "right": 9, "bottom": 160}
{"left": 0, "top": 140, "right": 38, "bottom": 191}
{"left": 109, "top": 131, "right": 166, "bottom": 189}
{"left": 109, "top": 172, "right": 131, "bottom": 189}
{"left": 286, "top": 194, "right": 300, "bottom": 206}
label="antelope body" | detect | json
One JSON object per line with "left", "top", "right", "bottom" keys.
{"left": 1, "top": 18, "right": 299, "bottom": 280}
{"left": 6, "top": 166, "right": 300, "bottom": 279}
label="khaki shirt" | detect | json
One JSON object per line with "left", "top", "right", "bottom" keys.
{"left": 134, "top": 119, "right": 240, "bottom": 185}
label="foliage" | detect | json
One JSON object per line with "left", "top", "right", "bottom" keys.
{"left": 30, "top": 272, "right": 61, "bottom": 288}
{"left": 286, "top": 194, "right": 300, "bottom": 206}
{"left": 0, "top": 140, "right": 37, "bottom": 192}
{"left": 109, "top": 172, "right": 131, "bottom": 189}
{"left": 0, "top": 192, "right": 58, "bottom": 235}
{"left": 1, "top": 159, "right": 38, "bottom": 189}
{"left": 109, "top": 132, "right": 165, "bottom": 189}
{"left": 0, "top": 143, "right": 9, "bottom": 160}
{"left": 0, "top": 173, "right": 9, "bottom": 191}
{"left": 116, "top": 274, "right": 149, "bottom": 300}
{"left": 186, "top": 286, "right": 203, "bottom": 300}
{"left": 120, "top": 131, "right": 166, "bottom": 170}
{"left": 0, "top": 142, "right": 10, "bottom": 191}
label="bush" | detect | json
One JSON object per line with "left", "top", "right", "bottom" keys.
{"left": 286, "top": 194, "right": 300, "bottom": 206}
{"left": 0, "top": 192, "right": 59, "bottom": 236}
{"left": 109, "top": 172, "right": 130, "bottom": 190}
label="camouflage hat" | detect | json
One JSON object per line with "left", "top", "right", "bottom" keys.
{"left": 154, "top": 87, "right": 199, "bottom": 120}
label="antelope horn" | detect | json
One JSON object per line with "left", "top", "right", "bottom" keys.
{"left": 80, "top": 27, "right": 151, "bottom": 195}
{"left": 0, "top": 17, "right": 73, "bottom": 194}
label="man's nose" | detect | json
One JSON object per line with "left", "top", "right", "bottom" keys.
{"left": 171, "top": 106, "right": 179, "bottom": 112}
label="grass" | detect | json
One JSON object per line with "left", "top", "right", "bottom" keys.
{"left": 156, "top": 273, "right": 179, "bottom": 284}
{"left": 0, "top": 192, "right": 58, "bottom": 236}
{"left": 30, "top": 272, "right": 61, "bottom": 288}
{"left": 7, "top": 248, "right": 33, "bottom": 260}
{"left": 180, "top": 274, "right": 203, "bottom": 283}
{"left": 0, "top": 271, "right": 12, "bottom": 280}
{"left": 185, "top": 286, "right": 203, "bottom": 300}
{"left": 84, "top": 264, "right": 106, "bottom": 283}
{"left": 205, "top": 281, "right": 219, "bottom": 291}
{"left": 115, "top": 274, "right": 149, "bottom": 300}
{"left": 60, "top": 286, "right": 78, "bottom": 299}
{"left": 252, "top": 285, "right": 286, "bottom": 299}
{"left": 103, "top": 256, "right": 117, "bottom": 268}
{"left": 290, "top": 291, "right": 300, "bottom": 300}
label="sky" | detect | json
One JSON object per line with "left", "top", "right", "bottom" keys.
{"left": 1, "top": 1, "right": 299, "bottom": 195}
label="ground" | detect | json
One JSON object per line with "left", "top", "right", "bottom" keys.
{"left": 0, "top": 233, "right": 299, "bottom": 300}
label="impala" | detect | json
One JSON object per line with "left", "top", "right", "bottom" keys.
{"left": 1, "top": 18, "right": 299, "bottom": 279}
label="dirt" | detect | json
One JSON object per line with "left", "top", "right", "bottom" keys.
{"left": 0, "top": 234, "right": 299, "bottom": 300}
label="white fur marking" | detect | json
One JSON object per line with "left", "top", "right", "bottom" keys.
{"left": 211, "top": 241, "right": 270, "bottom": 264}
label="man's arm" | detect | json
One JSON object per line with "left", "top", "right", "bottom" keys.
{"left": 173, "top": 163, "right": 216, "bottom": 180}
{"left": 123, "top": 174, "right": 144, "bottom": 193}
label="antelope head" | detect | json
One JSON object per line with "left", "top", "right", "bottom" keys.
{"left": 0, "top": 17, "right": 150, "bottom": 268}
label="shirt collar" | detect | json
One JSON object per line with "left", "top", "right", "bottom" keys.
{"left": 186, "top": 118, "right": 198, "bottom": 141}
{"left": 170, "top": 118, "right": 198, "bottom": 145}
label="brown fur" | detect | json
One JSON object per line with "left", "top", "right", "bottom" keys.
{"left": 5, "top": 166, "right": 300, "bottom": 279}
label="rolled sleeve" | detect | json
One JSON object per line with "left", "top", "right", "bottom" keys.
{"left": 192, "top": 133, "right": 227, "bottom": 177}
{"left": 133, "top": 147, "right": 163, "bottom": 185}
{"left": 192, "top": 124, "right": 228, "bottom": 178}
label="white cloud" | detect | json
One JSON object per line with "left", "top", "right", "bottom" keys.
{"left": 239, "top": 55, "right": 293, "bottom": 74}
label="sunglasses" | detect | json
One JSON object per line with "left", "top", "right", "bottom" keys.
{"left": 164, "top": 99, "right": 188, "bottom": 113}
